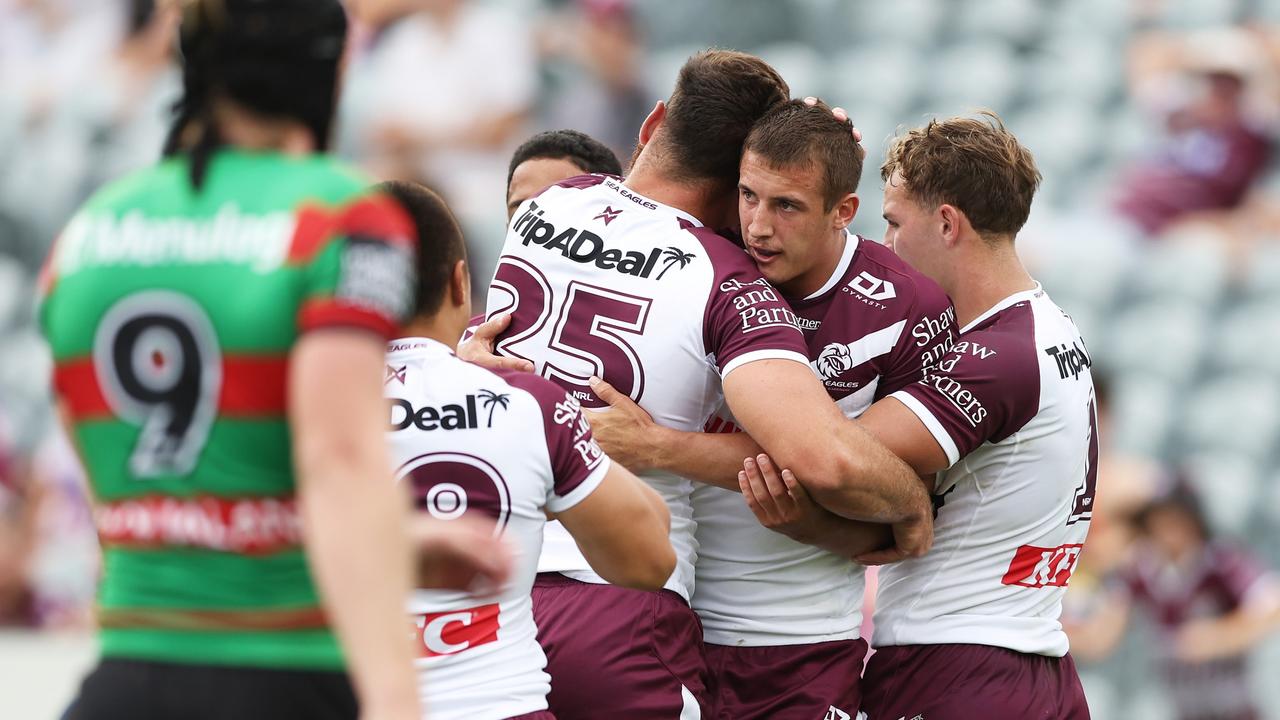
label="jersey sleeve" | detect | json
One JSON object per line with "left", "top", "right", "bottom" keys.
{"left": 694, "top": 228, "right": 809, "bottom": 378}
{"left": 295, "top": 192, "right": 418, "bottom": 340}
{"left": 877, "top": 277, "right": 958, "bottom": 398}
{"left": 499, "top": 372, "right": 611, "bottom": 513}
{"left": 1216, "top": 545, "right": 1277, "bottom": 611}
{"left": 889, "top": 309, "right": 1040, "bottom": 467}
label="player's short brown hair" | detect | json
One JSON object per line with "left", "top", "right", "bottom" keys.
{"left": 660, "top": 49, "right": 790, "bottom": 190}
{"left": 881, "top": 111, "right": 1041, "bottom": 239}
{"left": 744, "top": 99, "right": 865, "bottom": 211}
{"left": 377, "top": 181, "right": 466, "bottom": 317}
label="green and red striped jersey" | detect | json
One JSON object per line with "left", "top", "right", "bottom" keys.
{"left": 39, "top": 149, "right": 418, "bottom": 669}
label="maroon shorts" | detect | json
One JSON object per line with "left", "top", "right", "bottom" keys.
{"left": 532, "top": 573, "right": 709, "bottom": 719}
{"left": 506, "top": 713, "right": 555, "bottom": 720}
{"left": 861, "top": 644, "right": 1091, "bottom": 720}
{"left": 703, "top": 638, "right": 867, "bottom": 720}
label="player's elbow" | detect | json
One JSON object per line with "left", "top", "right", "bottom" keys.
{"left": 602, "top": 542, "right": 675, "bottom": 591}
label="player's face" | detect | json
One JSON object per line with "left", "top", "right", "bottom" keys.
{"left": 882, "top": 171, "right": 944, "bottom": 284}
{"left": 507, "top": 157, "right": 586, "bottom": 219}
{"left": 739, "top": 151, "right": 849, "bottom": 297}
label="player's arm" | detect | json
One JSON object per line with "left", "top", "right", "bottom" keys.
{"left": 552, "top": 461, "right": 675, "bottom": 590}
{"left": 586, "top": 376, "right": 760, "bottom": 490}
{"left": 738, "top": 453, "right": 890, "bottom": 558}
{"left": 722, "top": 359, "right": 933, "bottom": 558}
{"left": 290, "top": 330, "right": 419, "bottom": 718}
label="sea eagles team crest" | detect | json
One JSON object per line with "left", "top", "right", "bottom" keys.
{"left": 593, "top": 206, "right": 623, "bottom": 225}
{"left": 385, "top": 364, "right": 407, "bottom": 385}
{"left": 816, "top": 342, "right": 855, "bottom": 380}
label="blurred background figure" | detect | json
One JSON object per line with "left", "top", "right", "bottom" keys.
{"left": 338, "top": 0, "right": 537, "bottom": 280}
{"left": 5, "top": 1, "right": 1280, "bottom": 718}
{"left": 535, "top": 0, "right": 649, "bottom": 163}
{"left": 1067, "top": 476, "right": 1280, "bottom": 720}
{"left": 1113, "top": 28, "right": 1274, "bottom": 238}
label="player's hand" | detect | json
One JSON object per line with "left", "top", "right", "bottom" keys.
{"left": 738, "top": 454, "right": 825, "bottom": 544}
{"left": 854, "top": 511, "right": 933, "bottom": 566}
{"left": 410, "top": 514, "right": 514, "bottom": 594}
{"left": 586, "top": 375, "right": 665, "bottom": 472}
{"left": 456, "top": 313, "right": 535, "bottom": 373}
{"left": 803, "top": 96, "right": 866, "bottom": 159}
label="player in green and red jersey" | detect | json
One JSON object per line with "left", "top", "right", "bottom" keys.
{"left": 39, "top": 2, "right": 507, "bottom": 718}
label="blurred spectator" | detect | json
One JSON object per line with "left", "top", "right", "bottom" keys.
{"left": 0, "top": 0, "right": 178, "bottom": 265}
{"left": 1067, "top": 476, "right": 1280, "bottom": 720}
{"left": 338, "top": 0, "right": 537, "bottom": 224}
{"left": 1113, "top": 28, "right": 1274, "bottom": 237}
{"left": 537, "top": 0, "right": 649, "bottom": 163}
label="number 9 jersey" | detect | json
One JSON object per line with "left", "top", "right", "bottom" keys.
{"left": 37, "top": 150, "right": 417, "bottom": 669}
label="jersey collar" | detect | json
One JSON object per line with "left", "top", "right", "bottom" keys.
{"left": 802, "top": 230, "right": 860, "bottom": 302}
{"left": 960, "top": 283, "right": 1045, "bottom": 334}
{"left": 386, "top": 336, "right": 454, "bottom": 358}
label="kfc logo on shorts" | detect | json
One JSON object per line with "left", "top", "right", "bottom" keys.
{"left": 1001, "top": 543, "right": 1083, "bottom": 588}
{"left": 411, "top": 603, "right": 500, "bottom": 657}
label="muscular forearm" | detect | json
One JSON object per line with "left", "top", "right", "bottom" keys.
{"left": 650, "top": 425, "right": 763, "bottom": 491}
{"left": 788, "top": 509, "right": 892, "bottom": 559}
{"left": 797, "top": 423, "right": 932, "bottom": 525}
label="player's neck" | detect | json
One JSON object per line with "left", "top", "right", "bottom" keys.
{"left": 400, "top": 316, "right": 466, "bottom": 352}
{"left": 214, "top": 101, "right": 316, "bottom": 155}
{"left": 949, "top": 239, "right": 1037, "bottom": 328}
{"left": 782, "top": 228, "right": 847, "bottom": 300}
{"left": 623, "top": 164, "right": 730, "bottom": 228}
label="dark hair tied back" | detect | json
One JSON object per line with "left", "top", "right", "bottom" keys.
{"left": 163, "top": 0, "right": 348, "bottom": 190}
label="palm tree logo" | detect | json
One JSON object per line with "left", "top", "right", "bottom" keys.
{"left": 477, "top": 389, "right": 511, "bottom": 428}
{"left": 656, "top": 247, "right": 695, "bottom": 279}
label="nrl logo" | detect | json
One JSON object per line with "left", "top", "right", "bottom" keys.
{"left": 815, "top": 342, "right": 854, "bottom": 380}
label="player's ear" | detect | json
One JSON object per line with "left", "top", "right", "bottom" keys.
{"left": 938, "top": 204, "right": 962, "bottom": 248}
{"left": 832, "top": 193, "right": 858, "bottom": 230}
{"left": 450, "top": 259, "right": 469, "bottom": 309}
{"left": 637, "top": 101, "right": 666, "bottom": 146}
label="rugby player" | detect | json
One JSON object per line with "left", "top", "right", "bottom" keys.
{"left": 41, "top": 3, "right": 499, "bottom": 718}
{"left": 585, "top": 99, "right": 956, "bottom": 719}
{"left": 466, "top": 51, "right": 932, "bottom": 718}
{"left": 379, "top": 181, "right": 674, "bottom": 720}
{"left": 506, "top": 130, "right": 623, "bottom": 219}
{"left": 744, "top": 113, "right": 1096, "bottom": 718}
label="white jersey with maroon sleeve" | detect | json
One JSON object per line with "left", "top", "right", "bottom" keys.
{"left": 692, "top": 233, "right": 957, "bottom": 646}
{"left": 384, "top": 338, "right": 611, "bottom": 720}
{"left": 487, "top": 174, "right": 810, "bottom": 603}
{"left": 874, "top": 284, "right": 1098, "bottom": 657}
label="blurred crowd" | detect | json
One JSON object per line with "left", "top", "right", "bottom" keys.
{"left": 3, "top": 0, "right": 1280, "bottom": 717}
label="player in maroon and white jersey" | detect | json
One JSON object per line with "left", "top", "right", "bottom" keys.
{"left": 464, "top": 52, "right": 932, "bottom": 719}
{"left": 380, "top": 182, "right": 674, "bottom": 720}
{"left": 1068, "top": 480, "right": 1280, "bottom": 720}
{"left": 506, "top": 130, "right": 623, "bottom": 219}
{"left": 587, "top": 100, "right": 955, "bottom": 719}
{"left": 739, "top": 112, "right": 1095, "bottom": 718}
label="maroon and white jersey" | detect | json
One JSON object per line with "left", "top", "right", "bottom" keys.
{"left": 875, "top": 285, "right": 1097, "bottom": 656}
{"left": 385, "top": 338, "right": 611, "bottom": 720}
{"left": 692, "top": 233, "right": 956, "bottom": 646}
{"left": 1116, "top": 542, "right": 1279, "bottom": 719}
{"left": 487, "top": 174, "right": 809, "bottom": 602}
